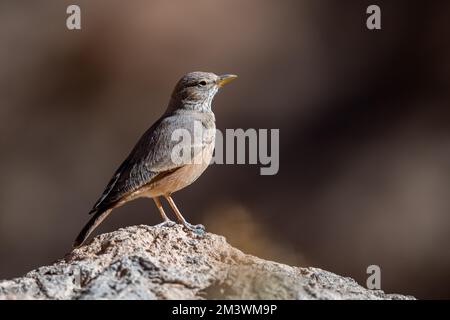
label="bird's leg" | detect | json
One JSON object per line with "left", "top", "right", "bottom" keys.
{"left": 164, "top": 195, "right": 205, "bottom": 234}
{"left": 153, "top": 197, "right": 176, "bottom": 227}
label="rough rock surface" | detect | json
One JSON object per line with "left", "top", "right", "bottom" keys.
{"left": 0, "top": 225, "right": 414, "bottom": 300}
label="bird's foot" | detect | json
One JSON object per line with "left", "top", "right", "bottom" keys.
{"left": 182, "top": 222, "right": 206, "bottom": 235}
{"left": 156, "top": 220, "right": 177, "bottom": 228}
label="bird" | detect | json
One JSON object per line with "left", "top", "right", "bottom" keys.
{"left": 73, "top": 71, "right": 237, "bottom": 248}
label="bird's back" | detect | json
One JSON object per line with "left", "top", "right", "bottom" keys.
{"left": 89, "top": 110, "right": 216, "bottom": 214}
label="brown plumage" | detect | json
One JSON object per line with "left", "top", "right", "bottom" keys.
{"left": 73, "top": 72, "right": 237, "bottom": 248}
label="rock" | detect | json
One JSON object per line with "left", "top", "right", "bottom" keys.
{"left": 0, "top": 225, "right": 414, "bottom": 300}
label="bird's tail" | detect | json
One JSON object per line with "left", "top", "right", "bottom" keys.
{"left": 73, "top": 208, "right": 113, "bottom": 248}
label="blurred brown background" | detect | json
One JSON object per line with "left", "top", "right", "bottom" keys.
{"left": 1, "top": 0, "right": 449, "bottom": 299}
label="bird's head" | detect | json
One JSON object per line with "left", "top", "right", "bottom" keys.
{"left": 168, "top": 71, "right": 237, "bottom": 113}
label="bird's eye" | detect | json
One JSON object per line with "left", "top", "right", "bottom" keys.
{"left": 198, "top": 81, "right": 207, "bottom": 86}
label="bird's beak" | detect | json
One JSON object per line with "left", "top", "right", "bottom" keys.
{"left": 217, "top": 74, "right": 238, "bottom": 87}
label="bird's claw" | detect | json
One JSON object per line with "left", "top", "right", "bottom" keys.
{"left": 156, "top": 220, "right": 177, "bottom": 228}
{"left": 182, "top": 222, "right": 206, "bottom": 235}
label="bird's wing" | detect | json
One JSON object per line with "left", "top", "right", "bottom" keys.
{"left": 89, "top": 113, "right": 212, "bottom": 214}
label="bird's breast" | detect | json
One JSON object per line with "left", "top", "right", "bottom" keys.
{"left": 142, "top": 127, "right": 215, "bottom": 197}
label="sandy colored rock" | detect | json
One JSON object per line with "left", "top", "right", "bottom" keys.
{"left": 0, "top": 225, "right": 414, "bottom": 300}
